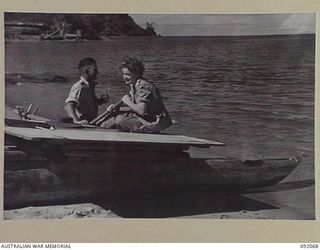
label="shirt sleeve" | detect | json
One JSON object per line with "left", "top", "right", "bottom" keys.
{"left": 135, "top": 81, "right": 153, "bottom": 103}
{"left": 65, "top": 85, "right": 82, "bottom": 106}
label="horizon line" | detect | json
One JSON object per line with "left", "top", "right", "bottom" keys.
{"left": 154, "top": 33, "right": 315, "bottom": 37}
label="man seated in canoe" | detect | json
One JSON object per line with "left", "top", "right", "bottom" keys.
{"left": 96, "top": 58, "right": 172, "bottom": 133}
{"left": 64, "top": 57, "right": 109, "bottom": 125}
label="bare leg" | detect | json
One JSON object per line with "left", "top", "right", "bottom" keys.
{"left": 117, "top": 116, "right": 143, "bottom": 132}
{"left": 99, "top": 116, "right": 116, "bottom": 128}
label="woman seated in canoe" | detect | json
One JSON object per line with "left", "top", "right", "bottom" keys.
{"left": 98, "top": 57, "right": 172, "bottom": 133}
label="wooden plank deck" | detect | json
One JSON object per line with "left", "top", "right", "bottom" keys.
{"left": 5, "top": 126, "right": 224, "bottom": 148}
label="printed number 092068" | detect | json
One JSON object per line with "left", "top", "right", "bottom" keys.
{"left": 300, "top": 244, "right": 318, "bottom": 248}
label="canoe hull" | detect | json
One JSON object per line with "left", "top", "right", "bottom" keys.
{"left": 4, "top": 149, "right": 300, "bottom": 209}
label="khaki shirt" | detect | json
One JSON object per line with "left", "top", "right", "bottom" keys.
{"left": 130, "top": 79, "right": 172, "bottom": 132}
{"left": 65, "top": 77, "right": 98, "bottom": 122}
{"left": 131, "top": 79, "right": 165, "bottom": 122}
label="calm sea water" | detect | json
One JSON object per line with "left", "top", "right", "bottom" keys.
{"left": 5, "top": 35, "right": 315, "bottom": 181}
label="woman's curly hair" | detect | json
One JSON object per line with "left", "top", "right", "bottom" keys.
{"left": 120, "top": 58, "right": 145, "bottom": 78}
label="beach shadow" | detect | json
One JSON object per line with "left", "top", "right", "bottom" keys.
{"left": 243, "top": 179, "right": 315, "bottom": 194}
{"left": 95, "top": 191, "right": 277, "bottom": 218}
{"left": 94, "top": 179, "right": 314, "bottom": 218}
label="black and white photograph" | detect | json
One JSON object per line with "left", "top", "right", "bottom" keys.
{"left": 4, "top": 12, "right": 315, "bottom": 220}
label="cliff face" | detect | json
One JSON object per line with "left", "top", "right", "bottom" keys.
{"left": 5, "top": 13, "right": 158, "bottom": 38}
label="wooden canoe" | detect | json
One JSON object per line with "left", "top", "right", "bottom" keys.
{"left": 4, "top": 116, "right": 301, "bottom": 209}
{"left": 4, "top": 148, "right": 301, "bottom": 209}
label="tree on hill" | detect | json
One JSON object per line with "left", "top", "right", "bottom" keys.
{"left": 5, "top": 13, "right": 158, "bottom": 38}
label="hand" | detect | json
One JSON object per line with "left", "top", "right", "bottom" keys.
{"left": 74, "top": 119, "right": 89, "bottom": 125}
{"left": 106, "top": 104, "right": 116, "bottom": 113}
{"left": 100, "top": 93, "right": 109, "bottom": 104}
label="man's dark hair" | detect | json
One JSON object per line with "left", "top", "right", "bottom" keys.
{"left": 78, "top": 57, "right": 97, "bottom": 69}
{"left": 120, "top": 58, "right": 145, "bottom": 78}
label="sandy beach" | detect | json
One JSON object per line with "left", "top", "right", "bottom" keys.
{"left": 4, "top": 185, "right": 314, "bottom": 220}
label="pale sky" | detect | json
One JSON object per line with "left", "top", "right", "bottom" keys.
{"left": 131, "top": 14, "right": 315, "bottom": 36}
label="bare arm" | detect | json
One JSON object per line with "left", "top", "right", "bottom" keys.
{"left": 64, "top": 102, "right": 89, "bottom": 125}
{"left": 121, "top": 95, "right": 147, "bottom": 116}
